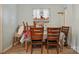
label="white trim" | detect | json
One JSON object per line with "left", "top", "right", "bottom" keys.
{"left": 71, "top": 46, "right": 79, "bottom": 53}
{"left": 71, "top": 46, "right": 75, "bottom": 50}
{"left": 13, "top": 41, "right": 19, "bottom": 46}
{"left": 2, "top": 44, "right": 12, "bottom": 53}
{"left": 73, "top": 47, "right": 79, "bottom": 53}
{"left": 72, "top": 48, "right": 79, "bottom": 53}
{"left": 76, "top": 50, "right": 79, "bottom": 53}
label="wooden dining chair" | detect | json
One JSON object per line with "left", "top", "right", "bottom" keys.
{"left": 30, "top": 27, "right": 44, "bottom": 54}
{"left": 12, "top": 22, "right": 26, "bottom": 47}
{"left": 47, "top": 27, "right": 61, "bottom": 54}
{"left": 61, "top": 26, "right": 69, "bottom": 46}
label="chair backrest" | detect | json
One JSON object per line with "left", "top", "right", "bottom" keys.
{"left": 23, "top": 21, "right": 26, "bottom": 28}
{"left": 61, "top": 26, "right": 69, "bottom": 37}
{"left": 47, "top": 27, "right": 61, "bottom": 42}
{"left": 30, "top": 27, "right": 44, "bottom": 41}
{"left": 23, "top": 21, "right": 29, "bottom": 33}
{"left": 23, "top": 21, "right": 26, "bottom": 32}
{"left": 33, "top": 21, "right": 36, "bottom": 27}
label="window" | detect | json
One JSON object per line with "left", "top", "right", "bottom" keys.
{"left": 33, "top": 9, "right": 49, "bottom": 20}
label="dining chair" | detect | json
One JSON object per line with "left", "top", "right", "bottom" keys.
{"left": 12, "top": 21, "right": 26, "bottom": 47}
{"left": 30, "top": 27, "right": 44, "bottom": 54}
{"left": 47, "top": 27, "right": 61, "bottom": 54}
{"left": 61, "top": 26, "right": 69, "bottom": 46}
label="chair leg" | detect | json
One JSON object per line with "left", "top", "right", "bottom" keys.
{"left": 12, "top": 37, "right": 16, "bottom": 47}
{"left": 26, "top": 45, "right": 28, "bottom": 53}
{"left": 31, "top": 45, "right": 33, "bottom": 54}
{"left": 25, "top": 41, "right": 28, "bottom": 52}
{"left": 56, "top": 45, "right": 59, "bottom": 54}
{"left": 47, "top": 45, "right": 49, "bottom": 54}
{"left": 61, "top": 41, "right": 64, "bottom": 52}
{"left": 41, "top": 44, "right": 43, "bottom": 54}
{"left": 12, "top": 40, "right": 14, "bottom": 47}
{"left": 60, "top": 40, "right": 63, "bottom": 52}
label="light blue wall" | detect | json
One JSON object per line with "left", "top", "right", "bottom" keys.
{"left": 71, "top": 5, "right": 79, "bottom": 53}
{"left": 2, "top": 4, "right": 18, "bottom": 50}
{"left": 17, "top": 4, "right": 64, "bottom": 27}
{"left": 65, "top": 4, "right": 79, "bottom": 53}
{"left": 0, "top": 5, "right": 2, "bottom": 53}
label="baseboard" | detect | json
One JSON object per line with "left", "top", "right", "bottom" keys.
{"left": 71, "top": 46, "right": 79, "bottom": 53}
{"left": 2, "top": 44, "right": 12, "bottom": 53}
{"left": 13, "top": 41, "right": 19, "bottom": 46}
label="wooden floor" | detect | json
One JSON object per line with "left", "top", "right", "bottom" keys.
{"left": 3, "top": 44, "right": 78, "bottom": 54}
